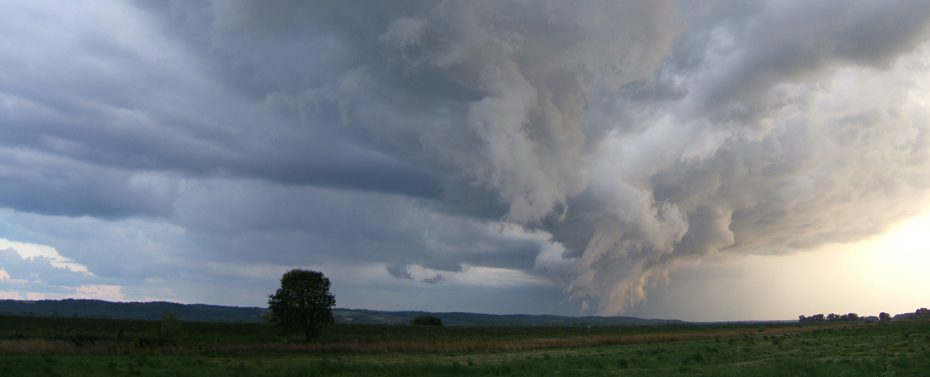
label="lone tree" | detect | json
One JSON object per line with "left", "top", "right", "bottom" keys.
{"left": 267, "top": 269, "right": 336, "bottom": 341}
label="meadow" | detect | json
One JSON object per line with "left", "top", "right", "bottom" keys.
{"left": 1, "top": 315, "right": 928, "bottom": 376}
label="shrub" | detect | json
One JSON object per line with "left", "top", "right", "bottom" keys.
{"left": 157, "top": 312, "right": 183, "bottom": 345}
{"left": 410, "top": 315, "right": 443, "bottom": 326}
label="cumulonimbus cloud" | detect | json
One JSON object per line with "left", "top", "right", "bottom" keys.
{"left": 167, "top": 0, "right": 930, "bottom": 314}
{"left": 305, "top": 0, "right": 930, "bottom": 314}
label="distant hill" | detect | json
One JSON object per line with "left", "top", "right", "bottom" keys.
{"left": 0, "top": 299, "right": 265, "bottom": 322}
{"left": 333, "top": 309, "right": 683, "bottom": 326}
{"left": 0, "top": 299, "right": 683, "bottom": 326}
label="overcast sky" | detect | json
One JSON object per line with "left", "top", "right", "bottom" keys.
{"left": 2, "top": 0, "right": 930, "bottom": 321}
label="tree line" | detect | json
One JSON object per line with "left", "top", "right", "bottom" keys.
{"left": 798, "top": 313, "right": 861, "bottom": 323}
{"left": 799, "top": 308, "right": 929, "bottom": 323}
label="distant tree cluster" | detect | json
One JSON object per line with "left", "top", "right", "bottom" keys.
{"left": 886, "top": 307, "right": 930, "bottom": 321}
{"left": 799, "top": 308, "right": 930, "bottom": 324}
{"left": 798, "top": 314, "right": 824, "bottom": 323}
{"left": 799, "top": 307, "right": 930, "bottom": 324}
{"left": 410, "top": 315, "right": 443, "bottom": 326}
{"left": 916, "top": 308, "right": 930, "bottom": 318}
{"left": 798, "top": 313, "right": 859, "bottom": 323}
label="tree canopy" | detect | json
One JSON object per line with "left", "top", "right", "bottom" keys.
{"left": 267, "top": 269, "right": 336, "bottom": 341}
{"left": 879, "top": 312, "right": 891, "bottom": 322}
{"left": 798, "top": 313, "right": 859, "bottom": 323}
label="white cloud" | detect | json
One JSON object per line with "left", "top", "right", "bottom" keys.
{"left": 0, "top": 238, "right": 89, "bottom": 272}
{"left": 73, "top": 284, "right": 126, "bottom": 302}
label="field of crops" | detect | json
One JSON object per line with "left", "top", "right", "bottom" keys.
{"left": 1, "top": 315, "right": 928, "bottom": 376}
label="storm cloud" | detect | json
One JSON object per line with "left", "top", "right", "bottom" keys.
{"left": 1, "top": 0, "right": 930, "bottom": 316}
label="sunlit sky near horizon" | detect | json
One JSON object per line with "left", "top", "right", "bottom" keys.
{"left": 2, "top": 0, "right": 930, "bottom": 322}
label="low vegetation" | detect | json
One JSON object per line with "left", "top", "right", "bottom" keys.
{"left": 2, "top": 312, "right": 929, "bottom": 376}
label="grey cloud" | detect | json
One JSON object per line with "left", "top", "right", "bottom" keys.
{"left": 387, "top": 263, "right": 413, "bottom": 280}
{"left": 0, "top": 151, "right": 178, "bottom": 219}
{"left": 554, "top": 0, "right": 930, "bottom": 314}
{"left": 157, "top": 0, "right": 679, "bottom": 223}
{"left": 170, "top": 180, "right": 547, "bottom": 275}
{"left": 0, "top": 0, "right": 442, "bottom": 222}
{"left": 421, "top": 274, "right": 445, "bottom": 285}
{"left": 337, "top": 274, "right": 573, "bottom": 315}
{"left": 0, "top": 175, "right": 544, "bottom": 288}
{"left": 685, "top": 0, "right": 930, "bottom": 124}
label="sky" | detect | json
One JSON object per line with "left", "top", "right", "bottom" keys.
{"left": 1, "top": 0, "right": 930, "bottom": 322}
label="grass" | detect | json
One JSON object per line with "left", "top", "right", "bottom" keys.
{"left": 1, "top": 315, "right": 929, "bottom": 376}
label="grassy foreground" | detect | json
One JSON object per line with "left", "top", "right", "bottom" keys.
{"left": 1, "top": 315, "right": 928, "bottom": 376}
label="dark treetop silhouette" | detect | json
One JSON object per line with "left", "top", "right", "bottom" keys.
{"left": 267, "top": 269, "right": 336, "bottom": 341}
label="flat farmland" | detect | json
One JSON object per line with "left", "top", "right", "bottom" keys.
{"left": 1, "top": 315, "right": 928, "bottom": 376}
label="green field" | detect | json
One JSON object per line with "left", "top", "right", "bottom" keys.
{"left": 1, "top": 315, "right": 928, "bottom": 376}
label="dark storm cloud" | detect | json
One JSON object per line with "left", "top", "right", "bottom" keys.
{"left": 170, "top": 181, "right": 548, "bottom": 275}
{"left": 0, "top": 0, "right": 442, "bottom": 221}
{"left": 550, "top": 0, "right": 930, "bottom": 313}
{"left": 133, "top": 0, "right": 678, "bottom": 222}
{"left": 0, "top": 153, "right": 176, "bottom": 219}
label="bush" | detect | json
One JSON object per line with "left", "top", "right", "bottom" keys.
{"left": 410, "top": 315, "right": 443, "bottom": 326}
{"left": 158, "top": 312, "right": 184, "bottom": 345}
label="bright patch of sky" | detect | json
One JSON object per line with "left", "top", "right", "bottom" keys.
{"left": 0, "top": 238, "right": 89, "bottom": 272}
